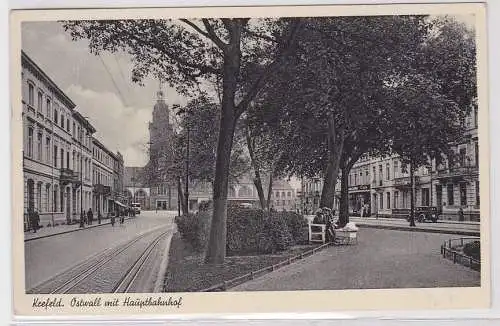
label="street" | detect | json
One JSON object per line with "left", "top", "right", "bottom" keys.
{"left": 230, "top": 228, "right": 480, "bottom": 291}
{"left": 25, "top": 210, "right": 176, "bottom": 293}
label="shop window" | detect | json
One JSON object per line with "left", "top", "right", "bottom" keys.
{"left": 394, "top": 191, "right": 399, "bottom": 209}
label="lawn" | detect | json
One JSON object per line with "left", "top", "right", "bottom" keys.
{"left": 163, "top": 232, "right": 318, "bottom": 292}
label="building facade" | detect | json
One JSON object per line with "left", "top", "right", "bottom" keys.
{"left": 22, "top": 51, "right": 98, "bottom": 228}
{"left": 91, "top": 138, "right": 115, "bottom": 215}
{"left": 123, "top": 166, "right": 151, "bottom": 210}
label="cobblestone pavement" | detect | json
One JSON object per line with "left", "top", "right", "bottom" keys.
{"left": 230, "top": 228, "right": 480, "bottom": 291}
{"left": 25, "top": 210, "right": 176, "bottom": 290}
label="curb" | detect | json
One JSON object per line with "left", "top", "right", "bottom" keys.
{"left": 201, "top": 241, "right": 335, "bottom": 292}
{"left": 356, "top": 223, "right": 480, "bottom": 237}
{"left": 24, "top": 216, "right": 135, "bottom": 242}
{"left": 154, "top": 225, "right": 176, "bottom": 293}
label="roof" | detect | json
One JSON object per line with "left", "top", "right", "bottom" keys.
{"left": 73, "top": 110, "right": 97, "bottom": 133}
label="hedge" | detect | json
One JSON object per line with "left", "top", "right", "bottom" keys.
{"left": 175, "top": 207, "right": 309, "bottom": 256}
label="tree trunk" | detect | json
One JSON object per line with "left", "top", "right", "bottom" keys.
{"left": 319, "top": 114, "right": 344, "bottom": 209}
{"left": 245, "top": 129, "right": 266, "bottom": 210}
{"left": 338, "top": 163, "right": 350, "bottom": 228}
{"left": 409, "top": 161, "right": 416, "bottom": 227}
{"left": 205, "top": 28, "right": 241, "bottom": 264}
{"left": 177, "top": 177, "right": 187, "bottom": 215}
{"left": 266, "top": 166, "right": 274, "bottom": 212}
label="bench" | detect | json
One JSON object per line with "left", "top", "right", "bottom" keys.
{"left": 308, "top": 223, "right": 327, "bottom": 244}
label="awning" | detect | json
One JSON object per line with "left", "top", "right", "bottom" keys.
{"left": 114, "top": 201, "right": 127, "bottom": 208}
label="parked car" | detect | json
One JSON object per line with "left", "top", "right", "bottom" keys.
{"left": 405, "top": 206, "right": 438, "bottom": 223}
{"left": 131, "top": 202, "right": 141, "bottom": 215}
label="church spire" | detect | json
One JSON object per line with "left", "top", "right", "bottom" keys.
{"left": 157, "top": 79, "right": 165, "bottom": 102}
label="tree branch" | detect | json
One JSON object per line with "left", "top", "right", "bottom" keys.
{"left": 123, "top": 29, "right": 221, "bottom": 76}
{"left": 235, "top": 19, "right": 303, "bottom": 116}
{"left": 201, "top": 19, "right": 227, "bottom": 50}
{"left": 242, "top": 27, "right": 278, "bottom": 43}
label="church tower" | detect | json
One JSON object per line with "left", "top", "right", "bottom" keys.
{"left": 148, "top": 83, "right": 177, "bottom": 210}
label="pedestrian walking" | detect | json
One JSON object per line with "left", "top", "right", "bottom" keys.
{"left": 97, "top": 210, "right": 102, "bottom": 225}
{"left": 110, "top": 212, "right": 116, "bottom": 227}
{"left": 29, "top": 208, "right": 40, "bottom": 233}
{"left": 120, "top": 209, "right": 125, "bottom": 224}
{"left": 87, "top": 208, "right": 93, "bottom": 225}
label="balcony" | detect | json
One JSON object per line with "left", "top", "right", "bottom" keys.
{"left": 394, "top": 176, "right": 420, "bottom": 188}
{"left": 94, "top": 184, "right": 111, "bottom": 195}
{"left": 60, "top": 168, "right": 81, "bottom": 186}
{"left": 436, "top": 165, "right": 479, "bottom": 181}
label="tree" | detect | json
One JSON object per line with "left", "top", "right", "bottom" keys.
{"left": 386, "top": 17, "right": 476, "bottom": 226}
{"left": 251, "top": 16, "right": 429, "bottom": 226}
{"left": 63, "top": 18, "right": 303, "bottom": 264}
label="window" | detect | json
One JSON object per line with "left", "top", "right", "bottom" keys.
{"left": 379, "top": 194, "right": 384, "bottom": 209}
{"left": 67, "top": 118, "right": 70, "bottom": 132}
{"left": 421, "top": 188, "right": 430, "bottom": 206}
{"left": 460, "top": 183, "right": 467, "bottom": 206}
{"left": 45, "top": 137, "right": 51, "bottom": 163}
{"left": 53, "top": 145, "right": 58, "bottom": 167}
{"left": 459, "top": 147, "right": 466, "bottom": 166}
{"left": 386, "top": 192, "right": 391, "bottom": 209}
{"left": 37, "top": 91, "right": 43, "bottom": 112}
{"left": 386, "top": 163, "right": 390, "bottom": 180}
{"left": 54, "top": 109, "right": 58, "bottom": 124}
{"left": 475, "top": 142, "right": 479, "bottom": 167}
{"left": 474, "top": 106, "right": 478, "bottom": 127}
{"left": 37, "top": 182, "right": 42, "bottom": 210}
{"left": 379, "top": 165, "right": 383, "bottom": 185}
{"left": 28, "top": 82, "right": 34, "bottom": 106}
{"left": 354, "top": 173, "right": 357, "bottom": 185}
{"left": 66, "top": 151, "right": 70, "bottom": 169}
{"left": 394, "top": 191, "right": 399, "bottom": 209}
{"left": 45, "top": 184, "right": 51, "bottom": 212}
{"left": 61, "top": 114, "right": 65, "bottom": 129}
{"left": 476, "top": 181, "right": 480, "bottom": 206}
{"left": 37, "top": 132, "right": 42, "bottom": 160}
{"left": 73, "top": 122, "right": 76, "bottom": 137}
{"left": 372, "top": 166, "right": 376, "bottom": 182}
{"left": 46, "top": 98, "right": 51, "bottom": 118}
{"left": 393, "top": 161, "right": 398, "bottom": 178}
{"left": 27, "top": 127, "right": 33, "bottom": 157}
{"left": 287, "top": 191, "right": 291, "bottom": 197}
{"left": 447, "top": 184, "right": 454, "bottom": 206}
{"left": 60, "top": 148, "right": 64, "bottom": 169}
{"left": 359, "top": 171, "right": 363, "bottom": 184}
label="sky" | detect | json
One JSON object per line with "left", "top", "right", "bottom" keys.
{"left": 22, "top": 21, "right": 187, "bottom": 167}
{"left": 21, "top": 14, "right": 475, "bottom": 168}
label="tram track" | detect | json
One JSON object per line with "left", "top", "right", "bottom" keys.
{"left": 27, "top": 225, "right": 171, "bottom": 294}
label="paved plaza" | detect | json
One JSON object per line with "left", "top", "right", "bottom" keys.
{"left": 230, "top": 228, "right": 480, "bottom": 291}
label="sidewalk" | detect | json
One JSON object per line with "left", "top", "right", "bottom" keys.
{"left": 350, "top": 217, "right": 480, "bottom": 236}
{"left": 24, "top": 217, "right": 133, "bottom": 241}
{"left": 230, "top": 227, "right": 480, "bottom": 291}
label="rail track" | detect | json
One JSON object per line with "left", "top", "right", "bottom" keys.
{"left": 27, "top": 225, "right": 171, "bottom": 294}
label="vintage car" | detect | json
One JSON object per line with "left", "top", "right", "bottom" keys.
{"left": 405, "top": 206, "right": 439, "bottom": 223}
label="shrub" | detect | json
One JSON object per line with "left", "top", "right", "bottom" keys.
{"left": 274, "top": 211, "right": 309, "bottom": 244}
{"left": 226, "top": 206, "right": 294, "bottom": 255}
{"left": 463, "top": 240, "right": 480, "bottom": 260}
{"left": 175, "top": 211, "right": 211, "bottom": 252}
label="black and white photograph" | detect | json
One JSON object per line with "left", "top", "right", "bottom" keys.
{"left": 11, "top": 2, "right": 490, "bottom": 315}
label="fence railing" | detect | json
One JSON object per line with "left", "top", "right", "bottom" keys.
{"left": 440, "top": 237, "right": 480, "bottom": 271}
